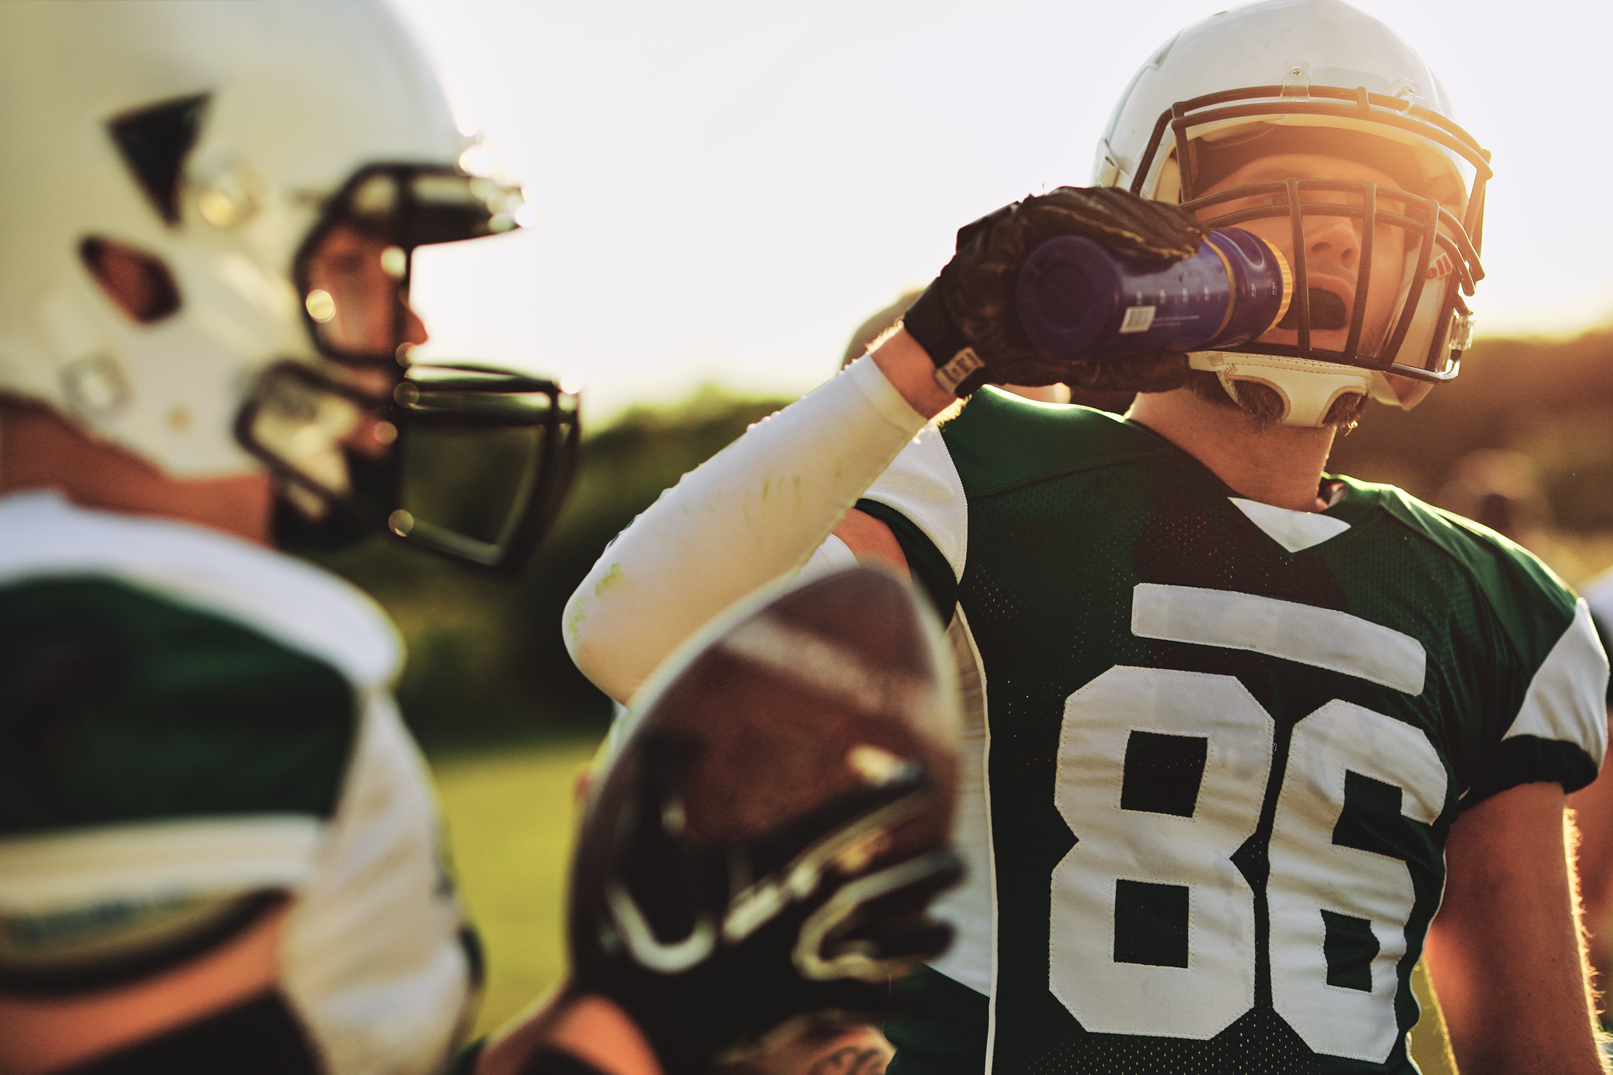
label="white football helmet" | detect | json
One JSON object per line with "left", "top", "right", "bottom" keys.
{"left": 1094, "top": 0, "right": 1489, "bottom": 426}
{"left": 0, "top": 0, "right": 578, "bottom": 569}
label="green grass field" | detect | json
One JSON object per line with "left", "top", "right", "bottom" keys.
{"left": 431, "top": 736, "right": 604, "bottom": 1037}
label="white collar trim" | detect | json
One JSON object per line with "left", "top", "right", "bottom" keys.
{"left": 1229, "top": 496, "right": 1351, "bottom": 553}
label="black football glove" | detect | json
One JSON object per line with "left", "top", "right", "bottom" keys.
{"left": 568, "top": 730, "right": 961, "bottom": 1075}
{"left": 902, "top": 185, "right": 1209, "bottom": 396}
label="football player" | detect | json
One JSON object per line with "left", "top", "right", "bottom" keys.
{"left": 0, "top": 2, "right": 575, "bottom": 1070}
{"left": 485, "top": 566, "right": 963, "bottom": 1075}
{"left": 0, "top": 3, "right": 957, "bottom": 1074}
{"left": 564, "top": 1, "right": 1611, "bottom": 1072}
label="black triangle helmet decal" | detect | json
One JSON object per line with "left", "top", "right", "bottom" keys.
{"left": 107, "top": 94, "right": 210, "bottom": 227}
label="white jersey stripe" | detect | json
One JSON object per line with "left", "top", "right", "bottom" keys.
{"left": 927, "top": 607, "right": 994, "bottom": 998}
{"left": 1131, "top": 583, "right": 1426, "bottom": 695}
{"left": 1504, "top": 598, "right": 1610, "bottom": 761}
{"left": 0, "top": 491, "right": 399, "bottom": 689}
{"left": 0, "top": 816, "right": 325, "bottom": 911}
{"left": 861, "top": 421, "right": 969, "bottom": 582}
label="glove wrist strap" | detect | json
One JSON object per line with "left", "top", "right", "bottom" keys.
{"left": 932, "top": 348, "right": 986, "bottom": 396}
{"left": 900, "top": 284, "right": 984, "bottom": 397}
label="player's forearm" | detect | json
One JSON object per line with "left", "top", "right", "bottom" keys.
{"left": 1569, "top": 717, "right": 1613, "bottom": 1005}
{"left": 1424, "top": 782, "right": 1609, "bottom": 1074}
{"left": 870, "top": 326, "right": 958, "bottom": 417}
{"left": 563, "top": 338, "right": 943, "bottom": 703}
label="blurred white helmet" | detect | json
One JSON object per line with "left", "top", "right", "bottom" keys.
{"left": 1094, "top": 0, "right": 1490, "bottom": 427}
{"left": 0, "top": 0, "right": 577, "bottom": 570}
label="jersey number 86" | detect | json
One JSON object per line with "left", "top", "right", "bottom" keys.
{"left": 1051, "top": 666, "right": 1446, "bottom": 1064}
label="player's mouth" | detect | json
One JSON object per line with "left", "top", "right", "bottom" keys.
{"left": 1278, "top": 286, "right": 1352, "bottom": 332}
{"left": 1256, "top": 272, "right": 1388, "bottom": 356}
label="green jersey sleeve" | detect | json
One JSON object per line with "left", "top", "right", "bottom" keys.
{"left": 1374, "top": 490, "right": 1608, "bottom": 803}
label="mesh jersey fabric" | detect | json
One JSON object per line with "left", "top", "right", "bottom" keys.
{"left": 859, "top": 389, "right": 1607, "bottom": 1075}
{"left": 0, "top": 491, "right": 475, "bottom": 1075}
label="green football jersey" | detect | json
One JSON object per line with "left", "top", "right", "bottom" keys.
{"left": 0, "top": 491, "right": 476, "bottom": 1074}
{"left": 859, "top": 390, "right": 1607, "bottom": 1075}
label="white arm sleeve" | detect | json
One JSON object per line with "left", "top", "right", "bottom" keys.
{"left": 563, "top": 356, "right": 932, "bottom": 703}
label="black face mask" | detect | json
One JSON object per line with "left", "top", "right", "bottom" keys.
{"left": 244, "top": 162, "right": 581, "bottom": 573}
{"left": 268, "top": 448, "right": 394, "bottom": 556}
{"left": 1183, "top": 176, "right": 1479, "bottom": 373}
{"left": 240, "top": 360, "right": 580, "bottom": 574}
{"left": 1132, "top": 83, "right": 1489, "bottom": 383}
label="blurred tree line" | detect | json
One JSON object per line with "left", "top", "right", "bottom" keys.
{"left": 1328, "top": 330, "right": 1613, "bottom": 530}
{"left": 312, "top": 330, "right": 1613, "bottom": 750}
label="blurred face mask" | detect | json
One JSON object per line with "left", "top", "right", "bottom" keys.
{"left": 237, "top": 164, "right": 581, "bottom": 572}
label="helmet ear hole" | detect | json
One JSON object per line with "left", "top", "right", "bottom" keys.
{"left": 79, "top": 237, "right": 181, "bottom": 325}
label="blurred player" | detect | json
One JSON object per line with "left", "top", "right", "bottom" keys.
{"left": 0, "top": 2, "right": 574, "bottom": 1070}
{"left": 0, "top": 3, "right": 957, "bottom": 1073}
{"left": 481, "top": 566, "right": 962, "bottom": 1075}
{"left": 565, "top": 2, "right": 1610, "bottom": 1072}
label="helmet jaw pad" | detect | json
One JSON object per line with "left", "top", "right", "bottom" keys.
{"left": 1187, "top": 350, "right": 1373, "bottom": 428}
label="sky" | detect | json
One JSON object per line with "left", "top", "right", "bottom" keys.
{"left": 389, "top": 0, "right": 1613, "bottom": 422}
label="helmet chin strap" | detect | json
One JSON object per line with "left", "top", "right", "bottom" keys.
{"left": 1187, "top": 352, "right": 1374, "bottom": 429}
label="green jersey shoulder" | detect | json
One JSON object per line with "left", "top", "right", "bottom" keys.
{"left": 864, "top": 389, "right": 1605, "bottom": 799}
{"left": 0, "top": 491, "right": 473, "bottom": 1073}
{"left": 0, "top": 491, "right": 401, "bottom": 839}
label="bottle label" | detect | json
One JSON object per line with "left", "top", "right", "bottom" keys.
{"left": 1119, "top": 306, "right": 1157, "bottom": 334}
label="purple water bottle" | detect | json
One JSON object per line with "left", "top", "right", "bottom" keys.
{"left": 1015, "top": 228, "right": 1292, "bottom": 363}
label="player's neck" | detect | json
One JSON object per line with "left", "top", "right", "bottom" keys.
{"left": 0, "top": 401, "right": 274, "bottom": 545}
{"left": 1127, "top": 388, "right": 1338, "bottom": 512}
